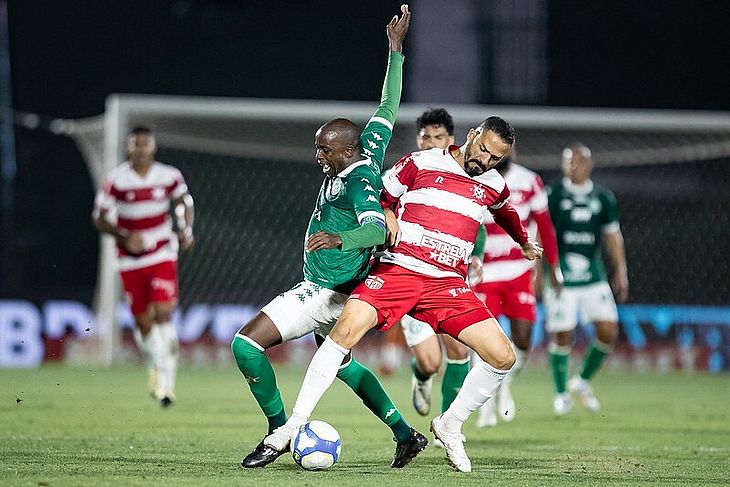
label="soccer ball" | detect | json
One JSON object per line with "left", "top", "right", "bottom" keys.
{"left": 290, "top": 420, "right": 342, "bottom": 470}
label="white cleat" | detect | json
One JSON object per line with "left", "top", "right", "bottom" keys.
{"left": 411, "top": 376, "right": 433, "bottom": 416}
{"left": 553, "top": 392, "right": 574, "bottom": 416}
{"left": 433, "top": 438, "right": 444, "bottom": 449}
{"left": 498, "top": 384, "right": 516, "bottom": 422}
{"left": 430, "top": 415, "right": 471, "bottom": 473}
{"left": 476, "top": 397, "right": 497, "bottom": 428}
{"left": 569, "top": 376, "right": 601, "bottom": 412}
{"left": 263, "top": 422, "right": 299, "bottom": 452}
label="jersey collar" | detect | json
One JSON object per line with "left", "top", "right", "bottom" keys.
{"left": 562, "top": 177, "right": 594, "bottom": 195}
{"left": 336, "top": 158, "right": 371, "bottom": 178}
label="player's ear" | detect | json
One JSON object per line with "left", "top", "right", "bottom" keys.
{"left": 466, "top": 128, "right": 476, "bottom": 142}
{"left": 345, "top": 146, "right": 355, "bottom": 157}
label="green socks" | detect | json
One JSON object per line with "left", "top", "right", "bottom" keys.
{"left": 441, "top": 358, "right": 470, "bottom": 413}
{"left": 231, "top": 334, "right": 287, "bottom": 433}
{"left": 549, "top": 344, "right": 570, "bottom": 393}
{"left": 580, "top": 340, "right": 613, "bottom": 381}
{"left": 337, "top": 358, "right": 412, "bottom": 443}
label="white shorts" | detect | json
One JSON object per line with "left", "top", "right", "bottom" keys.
{"left": 261, "top": 280, "right": 348, "bottom": 342}
{"left": 543, "top": 281, "right": 619, "bottom": 333}
{"left": 400, "top": 314, "right": 436, "bottom": 348}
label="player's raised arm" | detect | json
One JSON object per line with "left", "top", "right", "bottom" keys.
{"left": 360, "top": 4, "right": 410, "bottom": 170}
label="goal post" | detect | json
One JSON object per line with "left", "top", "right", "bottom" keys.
{"left": 69, "top": 94, "right": 730, "bottom": 365}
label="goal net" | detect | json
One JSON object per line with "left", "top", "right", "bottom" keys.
{"left": 66, "top": 95, "right": 730, "bottom": 365}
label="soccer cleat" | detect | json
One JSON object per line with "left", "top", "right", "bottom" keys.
{"left": 476, "top": 397, "right": 497, "bottom": 428}
{"left": 553, "top": 392, "right": 573, "bottom": 416}
{"left": 433, "top": 438, "right": 445, "bottom": 449}
{"left": 160, "top": 396, "right": 174, "bottom": 408}
{"left": 391, "top": 428, "right": 428, "bottom": 468}
{"left": 498, "top": 384, "right": 516, "bottom": 422}
{"left": 240, "top": 439, "right": 290, "bottom": 468}
{"left": 568, "top": 376, "right": 601, "bottom": 412}
{"left": 263, "top": 422, "right": 299, "bottom": 453}
{"left": 430, "top": 415, "right": 471, "bottom": 473}
{"left": 411, "top": 376, "right": 433, "bottom": 416}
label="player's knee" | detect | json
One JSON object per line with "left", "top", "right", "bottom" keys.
{"left": 485, "top": 344, "right": 516, "bottom": 371}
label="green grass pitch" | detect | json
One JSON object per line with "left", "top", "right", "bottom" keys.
{"left": 2, "top": 363, "right": 729, "bottom": 485}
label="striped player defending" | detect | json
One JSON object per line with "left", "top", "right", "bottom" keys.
{"left": 231, "top": 5, "right": 426, "bottom": 470}
{"left": 93, "top": 125, "right": 194, "bottom": 408}
{"left": 264, "top": 116, "right": 543, "bottom": 473}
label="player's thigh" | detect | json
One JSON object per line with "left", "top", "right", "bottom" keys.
{"left": 261, "top": 281, "right": 347, "bottom": 342}
{"left": 148, "top": 261, "right": 179, "bottom": 322}
{"left": 543, "top": 286, "right": 579, "bottom": 333}
{"left": 502, "top": 271, "right": 537, "bottom": 324}
{"left": 579, "top": 282, "right": 618, "bottom": 325}
{"left": 457, "top": 318, "right": 515, "bottom": 370}
{"left": 120, "top": 267, "right": 150, "bottom": 318}
{"left": 328, "top": 298, "right": 379, "bottom": 349}
{"left": 401, "top": 314, "right": 436, "bottom": 349}
{"left": 442, "top": 334, "right": 469, "bottom": 361}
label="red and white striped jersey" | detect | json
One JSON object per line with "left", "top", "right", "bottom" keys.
{"left": 94, "top": 161, "right": 188, "bottom": 271}
{"left": 480, "top": 163, "right": 548, "bottom": 282}
{"left": 380, "top": 147, "right": 517, "bottom": 280}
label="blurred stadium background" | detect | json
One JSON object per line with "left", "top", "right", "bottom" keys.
{"left": 2, "top": 1, "right": 730, "bottom": 484}
{"left": 2, "top": 0, "right": 729, "bottom": 372}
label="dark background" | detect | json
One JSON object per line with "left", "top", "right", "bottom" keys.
{"left": 3, "top": 0, "right": 730, "bottom": 305}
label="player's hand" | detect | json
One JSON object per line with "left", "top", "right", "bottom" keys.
{"left": 384, "top": 208, "right": 401, "bottom": 247}
{"left": 386, "top": 4, "right": 411, "bottom": 52}
{"left": 520, "top": 240, "right": 543, "bottom": 261}
{"left": 467, "top": 256, "right": 483, "bottom": 286}
{"left": 548, "top": 264, "right": 563, "bottom": 297}
{"left": 306, "top": 231, "right": 343, "bottom": 251}
{"left": 612, "top": 271, "right": 629, "bottom": 303}
{"left": 123, "top": 232, "right": 144, "bottom": 254}
{"left": 177, "top": 228, "right": 195, "bottom": 252}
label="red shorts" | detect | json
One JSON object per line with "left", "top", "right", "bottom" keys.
{"left": 120, "top": 260, "right": 178, "bottom": 316}
{"left": 472, "top": 270, "right": 536, "bottom": 322}
{"left": 350, "top": 263, "right": 493, "bottom": 339}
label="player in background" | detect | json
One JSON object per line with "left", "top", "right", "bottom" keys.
{"left": 263, "top": 116, "right": 544, "bottom": 473}
{"left": 93, "top": 125, "right": 195, "bottom": 408}
{"left": 397, "top": 109, "right": 475, "bottom": 425}
{"left": 472, "top": 149, "right": 562, "bottom": 426}
{"left": 231, "top": 5, "right": 426, "bottom": 470}
{"left": 544, "top": 143, "right": 628, "bottom": 416}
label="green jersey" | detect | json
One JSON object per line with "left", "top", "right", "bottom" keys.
{"left": 547, "top": 178, "right": 620, "bottom": 287}
{"left": 302, "top": 52, "right": 403, "bottom": 292}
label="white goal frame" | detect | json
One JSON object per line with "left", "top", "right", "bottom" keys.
{"left": 84, "top": 94, "right": 730, "bottom": 365}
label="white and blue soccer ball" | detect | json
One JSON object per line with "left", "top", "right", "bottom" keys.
{"left": 290, "top": 420, "right": 342, "bottom": 470}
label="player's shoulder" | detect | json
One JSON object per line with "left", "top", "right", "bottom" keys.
{"left": 341, "top": 160, "right": 378, "bottom": 182}
{"left": 106, "top": 162, "right": 132, "bottom": 179}
{"left": 152, "top": 161, "right": 182, "bottom": 175}
{"left": 474, "top": 168, "right": 507, "bottom": 193}
{"left": 592, "top": 181, "right": 616, "bottom": 199}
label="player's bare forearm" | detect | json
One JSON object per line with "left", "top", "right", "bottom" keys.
{"left": 93, "top": 212, "right": 126, "bottom": 242}
{"left": 604, "top": 230, "right": 629, "bottom": 301}
{"left": 174, "top": 193, "right": 195, "bottom": 251}
{"left": 306, "top": 231, "right": 343, "bottom": 252}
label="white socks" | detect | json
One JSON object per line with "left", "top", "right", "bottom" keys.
{"left": 289, "top": 336, "right": 350, "bottom": 426}
{"left": 441, "top": 359, "right": 510, "bottom": 433}
{"left": 155, "top": 322, "right": 179, "bottom": 399}
{"left": 133, "top": 323, "right": 179, "bottom": 400}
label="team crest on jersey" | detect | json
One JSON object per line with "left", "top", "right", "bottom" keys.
{"left": 471, "top": 184, "right": 486, "bottom": 202}
{"left": 152, "top": 186, "right": 166, "bottom": 200}
{"left": 326, "top": 178, "right": 344, "bottom": 200}
{"left": 364, "top": 275, "right": 385, "bottom": 290}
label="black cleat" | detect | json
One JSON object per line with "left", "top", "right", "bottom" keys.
{"left": 240, "top": 440, "right": 290, "bottom": 468}
{"left": 391, "top": 428, "right": 428, "bottom": 468}
{"left": 160, "top": 396, "right": 174, "bottom": 408}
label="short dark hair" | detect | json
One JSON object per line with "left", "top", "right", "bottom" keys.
{"left": 477, "top": 116, "right": 515, "bottom": 145}
{"left": 129, "top": 125, "right": 154, "bottom": 136}
{"left": 416, "top": 108, "right": 455, "bottom": 136}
